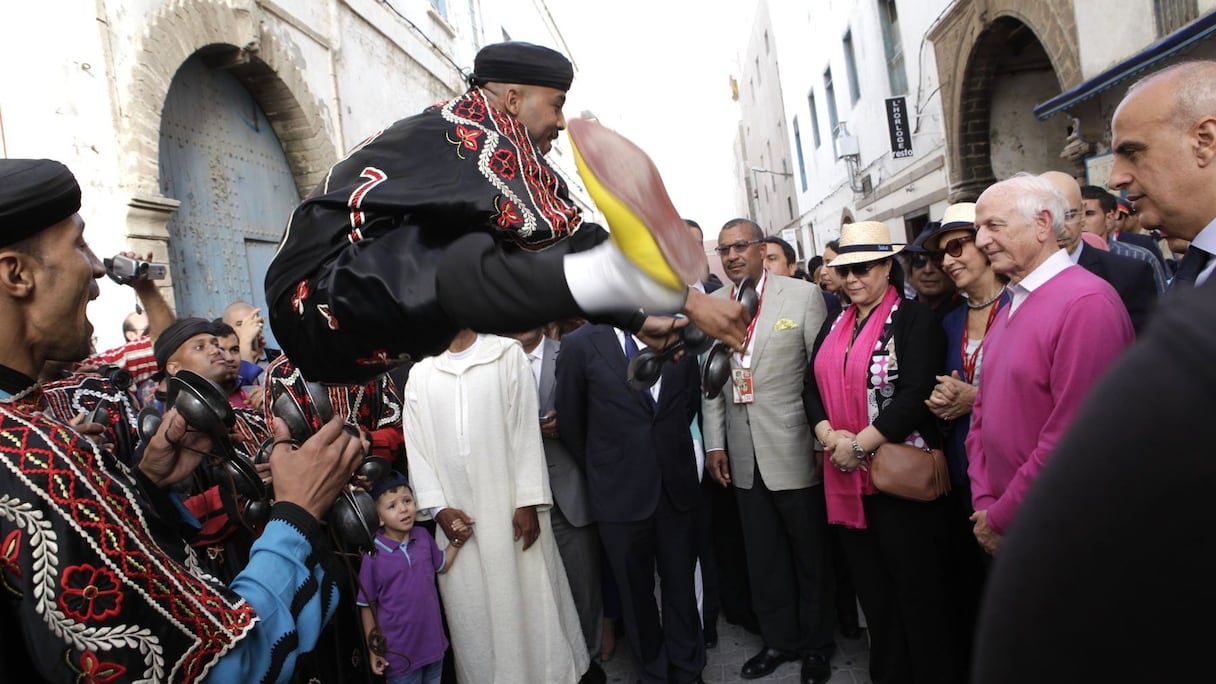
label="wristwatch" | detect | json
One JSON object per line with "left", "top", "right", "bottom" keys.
{"left": 851, "top": 439, "right": 868, "bottom": 461}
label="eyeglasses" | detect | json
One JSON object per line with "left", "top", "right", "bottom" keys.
{"left": 833, "top": 259, "right": 886, "bottom": 278}
{"left": 928, "top": 235, "right": 976, "bottom": 263}
{"left": 714, "top": 239, "right": 763, "bottom": 256}
{"left": 1064, "top": 209, "right": 1081, "bottom": 222}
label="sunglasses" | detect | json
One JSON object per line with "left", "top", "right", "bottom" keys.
{"left": 714, "top": 239, "right": 763, "bottom": 256}
{"left": 929, "top": 235, "right": 976, "bottom": 264}
{"left": 833, "top": 259, "right": 887, "bottom": 278}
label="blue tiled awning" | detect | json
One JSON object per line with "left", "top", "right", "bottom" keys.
{"left": 1034, "top": 11, "right": 1216, "bottom": 120}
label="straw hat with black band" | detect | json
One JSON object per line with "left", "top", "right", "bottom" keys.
{"left": 829, "top": 221, "right": 906, "bottom": 267}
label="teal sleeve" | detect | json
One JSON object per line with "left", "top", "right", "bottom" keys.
{"left": 202, "top": 503, "right": 337, "bottom": 684}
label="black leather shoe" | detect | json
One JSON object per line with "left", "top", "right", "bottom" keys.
{"left": 740, "top": 647, "right": 799, "bottom": 679}
{"left": 801, "top": 653, "right": 831, "bottom": 684}
{"left": 580, "top": 661, "right": 607, "bottom": 684}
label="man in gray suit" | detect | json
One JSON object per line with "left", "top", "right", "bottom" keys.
{"left": 511, "top": 327, "right": 605, "bottom": 684}
{"left": 703, "top": 218, "right": 834, "bottom": 684}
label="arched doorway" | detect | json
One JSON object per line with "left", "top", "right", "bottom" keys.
{"left": 159, "top": 51, "right": 301, "bottom": 344}
{"left": 954, "top": 18, "right": 1067, "bottom": 198}
{"left": 929, "top": 1, "right": 1082, "bottom": 202}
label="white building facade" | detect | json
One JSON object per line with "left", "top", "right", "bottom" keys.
{"left": 0, "top": 0, "right": 589, "bottom": 351}
{"left": 766, "top": 0, "right": 954, "bottom": 259}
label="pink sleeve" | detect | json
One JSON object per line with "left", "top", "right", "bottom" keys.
{"left": 966, "top": 384, "right": 997, "bottom": 513}
{"left": 986, "top": 294, "right": 1133, "bottom": 533}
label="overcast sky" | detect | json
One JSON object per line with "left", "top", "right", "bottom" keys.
{"left": 547, "top": 0, "right": 759, "bottom": 233}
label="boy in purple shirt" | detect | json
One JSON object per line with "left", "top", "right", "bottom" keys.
{"left": 358, "top": 472, "right": 465, "bottom": 684}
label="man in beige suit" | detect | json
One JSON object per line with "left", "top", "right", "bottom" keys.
{"left": 703, "top": 218, "right": 834, "bottom": 684}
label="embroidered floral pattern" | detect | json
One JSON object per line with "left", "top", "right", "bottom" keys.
{"left": 446, "top": 125, "right": 484, "bottom": 160}
{"left": 488, "top": 148, "right": 518, "bottom": 180}
{"left": 494, "top": 197, "right": 523, "bottom": 230}
{"left": 452, "top": 96, "right": 487, "bottom": 122}
{"left": 1, "top": 527, "right": 22, "bottom": 588}
{"left": 72, "top": 650, "right": 127, "bottom": 684}
{"left": 0, "top": 397, "right": 258, "bottom": 681}
{"left": 58, "top": 564, "right": 123, "bottom": 622}
{"left": 439, "top": 88, "right": 581, "bottom": 250}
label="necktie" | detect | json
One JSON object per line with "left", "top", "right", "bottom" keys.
{"left": 623, "top": 332, "right": 640, "bottom": 360}
{"left": 622, "top": 334, "right": 654, "bottom": 407}
{"left": 1171, "top": 246, "right": 1211, "bottom": 288}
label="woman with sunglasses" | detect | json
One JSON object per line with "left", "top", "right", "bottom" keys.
{"left": 919, "top": 202, "right": 1009, "bottom": 676}
{"left": 805, "top": 222, "right": 958, "bottom": 684}
{"left": 922, "top": 203, "right": 1009, "bottom": 492}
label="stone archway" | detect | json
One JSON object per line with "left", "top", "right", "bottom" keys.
{"left": 113, "top": 0, "right": 338, "bottom": 309}
{"left": 120, "top": 1, "right": 336, "bottom": 199}
{"left": 929, "top": 0, "right": 1081, "bottom": 201}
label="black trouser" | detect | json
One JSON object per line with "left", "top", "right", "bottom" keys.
{"left": 943, "top": 488, "right": 987, "bottom": 677}
{"left": 838, "top": 493, "right": 961, "bottom": 684}
{"left": 734, "top": 465, "right": 835, "bottom": 657}
{"left": 599, "top": 494, "right": 706, "bottom": 684}
{"left": 695, "top": 474, "right": 720, "bottom": 635}
{"left": 270, "top": 225, "right": 613, "bottom": 384}
{"left": 708, "top": 476, "right": 756, "bottom": 629}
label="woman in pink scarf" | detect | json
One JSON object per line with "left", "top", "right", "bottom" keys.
{"left": 805, "top": 222, "right": 959, "bottom": 684}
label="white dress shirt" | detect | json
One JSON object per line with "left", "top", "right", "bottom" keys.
{"left": 1008, "top": 249, "right": 1072, "bottom": 317}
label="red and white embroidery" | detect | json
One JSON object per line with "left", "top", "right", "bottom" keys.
{"left": 316, "top": 304, "right": 339, "bottom": 331}
{"left": 291, "top": 280, "right": 310, "bottom": 316}
{"left": 347, "top": 167, "right": 388, "bottom": 237}
{"left": 355, "top": 349, "right": 391, "bottom": 367}
{"left": 438, "top": 88, "right": 582, "bottom": 250}
{"left": 494, "top": 197, "right": 523, "bottom": 230}
{"left": 446, "top": 124, "right": 484, "bottom": 159}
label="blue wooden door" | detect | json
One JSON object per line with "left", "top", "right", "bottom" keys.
{"left": 159, "top": 54, "right": 300, "bottom": 348}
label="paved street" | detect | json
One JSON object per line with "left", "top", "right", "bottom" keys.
{"left": 601, "top": 619, "right": 871, "bottom": 684}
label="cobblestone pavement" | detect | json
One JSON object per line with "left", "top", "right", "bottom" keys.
{"left": 600, "top": 619, "right": 871, "bottom": 684}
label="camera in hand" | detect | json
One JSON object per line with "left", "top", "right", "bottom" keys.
{"left": 96, "top": 364, "right": 133, "bottom": 391}
{"left": 104, "top": 254, "right": 167, "bottom": 286}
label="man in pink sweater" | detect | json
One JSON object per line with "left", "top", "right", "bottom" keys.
{"left": 965, "top": 174, "right": 1134, "bottom": 555}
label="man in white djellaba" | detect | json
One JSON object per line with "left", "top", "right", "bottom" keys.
{"left": 403, "top": 329, "right": 590, "bottom": 683}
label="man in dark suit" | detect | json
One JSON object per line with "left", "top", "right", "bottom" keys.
{"left": 556, "top": 322, "right": 705, "bottom": 684}
{"left": 1042, "top": 171, "right": 1157, "bottom": 333}
{"left": 510, "top": 327, "right": 605, "bottom": 684}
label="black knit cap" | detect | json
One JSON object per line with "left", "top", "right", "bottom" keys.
{"left": 0, "top": 159, "right": 82, "bottom": 247}
{"left": 370, "top": 470, "right": 409, "bottom": 502}
{"left": 470, "top": 41, "right": 574, "bottom": 91}
{"left": 154, "top": 317, "right": 217, "bottom": 372}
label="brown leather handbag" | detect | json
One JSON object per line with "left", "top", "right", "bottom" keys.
{"left": 869, "top": 443, "right": 951, "bottom": 502}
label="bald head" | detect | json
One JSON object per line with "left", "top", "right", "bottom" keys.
{"left": 1040, "top": 171, "right": 1083, "bottom": 251}
{"left": 1126, "top": 60, "right": 1216, "bottom": 132}
{"left": 222, "top": 301, "right": 254, "bottom": 326}
{"left": 1110, "top": 60, "right": 1216, "bottom": 239}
